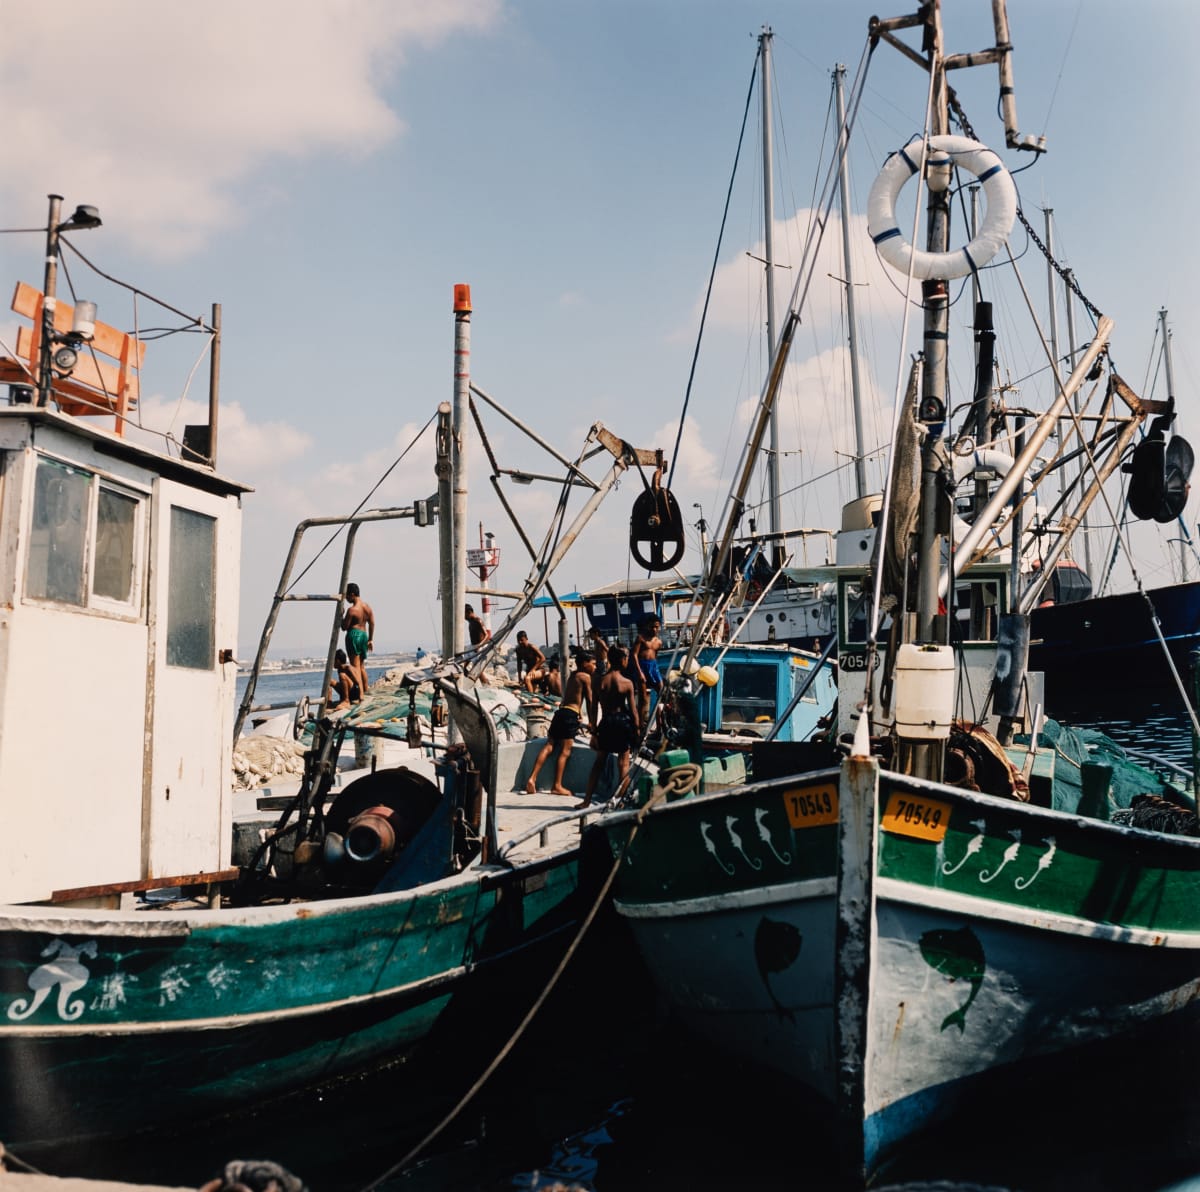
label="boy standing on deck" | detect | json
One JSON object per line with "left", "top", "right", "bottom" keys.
{"left": 341, "top": 582, "right": 375, "bottom": 698}
{"left": 465, "top": 604, "right": 491, "bottom": 649}
{"left": 525, "top": 651, "right": 598, "bottom": 796}
{"left": 633, "top": 615, "right": 664, "bottom": 730}
{"left": 579, "top": 645, "right": 640, "bottom": 808}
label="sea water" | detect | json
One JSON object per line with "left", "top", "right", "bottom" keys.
{"left": 39, "top": 673, "right": 1200, "bottom": 1191}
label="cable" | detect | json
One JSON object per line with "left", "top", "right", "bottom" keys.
{"left": 666, "top": 50, "right": 760, "bottom": 492}
{"left": 284, "top": 410, "right": 439, "bottom": 595}
{"left": 357, "top": 790, "right": 667, "bottom": 1191}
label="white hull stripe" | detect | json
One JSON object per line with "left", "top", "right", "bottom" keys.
{"left": 615, "top": 876, "right": 836, "bottom": 920}
{"left": 615, "top": 874, "right": 1200, "bottom": 949}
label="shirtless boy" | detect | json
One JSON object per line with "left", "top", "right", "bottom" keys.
{"left": 328, "top": 648, "right": 360, "bottom": 706}
{"left": 465, "top": 604, "right": 491, "bottom": 648}
{"left": 514, "top": 630, "right": 547, "bottom": 693}
{"left": 580, "top": 645, "right": 640, "bottom": 808}
{"left": 634, "top": 615, "right": 664, "bottom": 728}
{"left": 341, "top": 582, "right": 375, "bottom": 698}
{"left": 525, "top": 651, "right": 597, "bottom": 796}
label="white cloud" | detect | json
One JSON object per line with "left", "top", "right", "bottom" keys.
{"left": 702, "top": 207, "right": 907, "bottom": 344}
{"left": 0, "top": 0, "right": 503, "bottom": 257}
{"left": 131, "top": 394, "right": 312, "bottom": 478}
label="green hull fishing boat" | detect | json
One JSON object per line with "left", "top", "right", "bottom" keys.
{"left": 0, "top": 226, "right": 657, "bottom": 1153}
{"left": 594, "top": 1, "right": 1200, "bottom": 1183}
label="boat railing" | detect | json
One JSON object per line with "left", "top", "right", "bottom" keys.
{"left": 234, "top": 506, "right": 429, "bottom": 742}
{"left": 498, "top": 804, "right": 596, "bottom": 858}
{"left": 1119, "top": 746, "right": 1195, "bottom": 791}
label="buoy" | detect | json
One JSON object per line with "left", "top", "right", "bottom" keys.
{"left": 867, "top": 134, "right": 1016, "bottom": 280}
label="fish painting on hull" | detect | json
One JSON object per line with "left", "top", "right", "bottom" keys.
{"left": 755, "top": 916, "right": 802, "bottom": 1021}
{"left": 919, "top": 926, "right": 985, "bottom": 1034}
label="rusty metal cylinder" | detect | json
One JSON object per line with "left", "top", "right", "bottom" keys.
{"left": 344, "top": 805, "right": 399, "bottom": 864}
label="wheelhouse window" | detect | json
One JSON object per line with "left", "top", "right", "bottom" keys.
{"left": 27, "top": 458, "right": 89, "bottom": 605}
{"left": 952, "top": 575, "right": 1005, "bottom": 644}
{"left": 840, "top": 574, "right": 1007, "bottom": 648}
{"left": 721, "top": 662, "right": 778, "bottom": 730}
{"left": 25, "top": 457, "right": 144, "bottom": 613}
{"left": 166, "top": 506, "right": 215, "bottom": 669}
{"left": 840, "top": 580, "right": 890, "bottom": 648}
{"left": 93, "top": 487, "right": 139, "bottom": 603}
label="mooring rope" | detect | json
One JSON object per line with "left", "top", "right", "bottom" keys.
{"left": 357, "top": 788, "right": 668, "bottom": 1192}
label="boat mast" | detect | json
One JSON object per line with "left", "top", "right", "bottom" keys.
{"left": 452, "top": 285, "right": 471, "bottom": 656}
{"left": 760, "top": 27, "right": 783, "bottom": 563}
{"left": 914, "top": 2, "right": 950, "bottom": 645}
{"left": 1159, "top": 307, "right": 1189, "bottom": 582}
{"left": 1062, "top": 261, "right": 1093, "bottom": 580}
{"left": 834, "top": 64, "right": 869, "bottom": 501}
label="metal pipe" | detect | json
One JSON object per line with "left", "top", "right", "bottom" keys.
{"left": 760, "top": 27, "right": 782, "bottom": 556}
{"left": 466, "top": 450, "right": 636, "bottom": 677}
{"left": 835, "top": 64, "right": 868, "bottom": 500}
{"left": 469, "top": 382, "right": 598, "bottom": 489}
{"left": 1017, "top": 405, "right": 1143, "bottom": 613}
{"left": 945, "top": 316, "right": 1114, "bottom": 595}
{"left": 207, "top": 303, "right": 221, "bottom": 466}
{"left": 452, "top": 288, "right": 471, "bottom": 657}
{"left": 1044, "top": 211, "right": 1066, "bottom": 506}
{"left": 1159, "top": 308, "right": 1190, "bottom": 582}
{"left": 1063, "top": 267, "right": 1092, "bottom": 579}
{"left": 916, "top": 5, "right": 950, "bottom": 644}
{"left": 36, "top": 195, "right": 63, "bottom": 408}
{"left": 437, "top": 400, "right": 454, "bottom": 662}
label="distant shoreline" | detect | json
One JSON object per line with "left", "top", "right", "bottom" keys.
{"left": 237, "top": 653, "right": 415, "bottom": 677}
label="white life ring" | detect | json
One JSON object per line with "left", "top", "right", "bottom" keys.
{"left": 867, "top": 134, "right": 1017, "bottom": 280}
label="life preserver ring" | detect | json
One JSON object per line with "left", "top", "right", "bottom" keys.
{"left": 867, "top": 134, "right": 1017, "bottom": 280}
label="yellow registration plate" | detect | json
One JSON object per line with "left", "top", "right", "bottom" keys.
{"left": 881, "top": 791, "right": 952, "bottom": 841}
{"left": 783, "top": 784, "right": 838, "bottom": 828}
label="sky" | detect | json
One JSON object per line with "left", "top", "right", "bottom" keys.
{"left": 1, "top": 0, "right": 1197, "bottom": 657}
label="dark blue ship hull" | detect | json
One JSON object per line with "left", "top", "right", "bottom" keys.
{"left": 1029, "top": 579, "right": 1200, "bottom": 708}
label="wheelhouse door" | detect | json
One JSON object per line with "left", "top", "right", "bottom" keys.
{"left": 146, "top": 478, "right": 240, "bottom": 877}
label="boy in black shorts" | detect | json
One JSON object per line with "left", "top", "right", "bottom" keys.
{"left": 524, "top": 652, "right": 598, "bottom": 796}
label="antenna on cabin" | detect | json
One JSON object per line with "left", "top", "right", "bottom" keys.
{"left": 36, "top": 194, "right": 102, "bottom": 409}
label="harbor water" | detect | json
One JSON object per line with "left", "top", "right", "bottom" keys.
{"left": 30, "top": 673, "right": 1200, "bottom": 1192}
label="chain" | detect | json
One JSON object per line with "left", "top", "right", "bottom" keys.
{"left": 947, "top": 88, "right": 1104, "bottom": 322}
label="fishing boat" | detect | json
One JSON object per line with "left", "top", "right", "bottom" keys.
{"left": 0, "top": 213, "right": 652, "bottom": 1156}
{"left": 594, "top": 5, "right": 1200, "bottom": 1185}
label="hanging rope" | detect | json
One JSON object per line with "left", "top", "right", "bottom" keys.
{"left": 356, "top": 791, "right": 667, "bottom": 1192}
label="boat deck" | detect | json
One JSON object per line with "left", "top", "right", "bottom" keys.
{"left": 231, "top": 724, "right": 614, "bottom": 883}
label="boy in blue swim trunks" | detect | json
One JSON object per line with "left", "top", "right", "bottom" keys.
{"left": 524, "top": 651, "right": 598, "bottom": 796}
{"left": 634, "top": 615, "right": 663, "bottom": 730}
{"left": 341, "top": 582, "right": 375, "bottom": 700}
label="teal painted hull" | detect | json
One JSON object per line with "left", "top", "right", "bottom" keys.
{"left": 0, "top": 855, "right": 581, "bottom": 1148}
{"left": 601, "top": 763, "right": 1200, "bottom": 1181}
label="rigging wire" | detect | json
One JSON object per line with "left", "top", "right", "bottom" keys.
{"left": 1036, "top": 0, "right": 1084, "bottom": 141}
{"left": 283, "top": 409, "right": 439, "bottom": 595}
{"left": 666, "top": 50, "right": 760, "bottom": 492}
{"left": 59, "top": 237, "right": 211, "bottom": 329}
